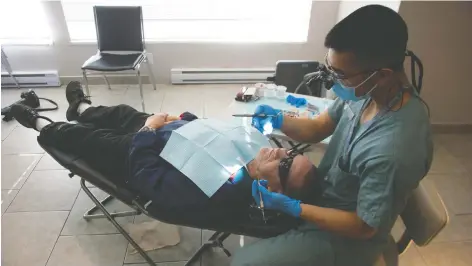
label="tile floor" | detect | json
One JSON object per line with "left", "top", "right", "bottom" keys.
{"left": 1, "top": 84, "right": 472, "bottom": 266}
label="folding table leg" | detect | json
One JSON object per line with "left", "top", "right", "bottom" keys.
{"left": 79, "top": 179, "right": 156, "bottom": 266}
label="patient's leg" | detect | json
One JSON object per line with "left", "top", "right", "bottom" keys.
{"left": 39, "top": 122, "right": 132, "bottom": 182}
{"left": 65, "top": 81, "right": 150, "bottom": 133}
{"left": 11, "top": 103, "right": 131, "bottom": 181}
{"left": 78, "top": 104, "right": 150, "bottom": 133}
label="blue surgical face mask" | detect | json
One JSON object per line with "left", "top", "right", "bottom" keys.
{"left": 331, "top": 71, "right": 379, "bottom": 102}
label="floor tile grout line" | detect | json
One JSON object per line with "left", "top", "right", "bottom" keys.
{"left": 3, "top": 154, "right": 43, "bottom": 212}
{"left": 410, "top": 245, "right": 429, "bottom": 266}
{"left": 43, "top": 186, "right": 82, "bottom": 266}
{"left": 2, "top": 123, "right": 18, "bottom": 140}
{"left": 1, "top": 189, "right": 19, "bottom": 216}
{"left": 4, "top": 156, "right": 80, "bottom": 214}
{"left": 121, "top": 214, "right": 138, "bottom": 266}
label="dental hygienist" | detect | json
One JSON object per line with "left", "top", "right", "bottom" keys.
{"left": 231, "top": 5, "right": 433, "bottom": 266}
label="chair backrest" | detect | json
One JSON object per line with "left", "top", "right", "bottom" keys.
{"left": 400, "top": 179, "right": 448, "bottom": 246}
{"left": 274, "top": 60, "right": 322, "bottom": 96}
{"left": 94, "top": 6, "right": 144, "bottom": 52}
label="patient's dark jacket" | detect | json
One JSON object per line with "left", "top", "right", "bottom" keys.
{"left": 128, "top": 120, "right": 253, "bottom": 224}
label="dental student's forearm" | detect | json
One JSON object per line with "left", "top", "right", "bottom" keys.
{"left": 300, "top": 204, "right": 377, "bottom": 239}
{"left": 281, "top": 111, "right": 335, "bottom": 143}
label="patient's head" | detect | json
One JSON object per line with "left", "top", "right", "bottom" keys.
{"left": 248, "top": 148, "right": 319, "bottom": 202}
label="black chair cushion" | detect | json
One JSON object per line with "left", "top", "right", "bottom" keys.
{"left": 38, "top": 139, "right": 300, "bottom": 238}
{"left": 82, "top": 53, "right": 145, "bottom": 72}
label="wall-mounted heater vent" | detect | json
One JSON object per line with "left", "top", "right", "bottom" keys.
{"left": 171, "top": 68, "right": 275, "bottom": 84}
{"left": 1, "top": 70, "right": 61, "bottom": 88}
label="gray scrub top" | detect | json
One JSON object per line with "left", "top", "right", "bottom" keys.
{"left": 316, "top": 94, "right": 433, "bottom": 265}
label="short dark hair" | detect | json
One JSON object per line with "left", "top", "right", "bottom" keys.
{"left": 285, "top": 166, "right": 320, "bottom": 203}
{"left": 324, "top": 5, "right": 408, "bottom": 71}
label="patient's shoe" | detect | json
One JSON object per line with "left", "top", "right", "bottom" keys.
{"left": 10, "top": 104, "right": 53, "bottom": 130}
{"left": 66, "top": 81, "right": 91, "bottom": 121}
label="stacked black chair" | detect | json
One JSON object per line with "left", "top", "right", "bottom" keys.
{"left": 82, "top": 6, "right": 157, "bottom": 112}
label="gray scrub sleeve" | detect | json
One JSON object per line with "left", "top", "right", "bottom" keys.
{"left": 356, "top": 157, "right": 398, "bottom": 229}
{"left": 327, "top": 98, "right": 345, "bottom": 125}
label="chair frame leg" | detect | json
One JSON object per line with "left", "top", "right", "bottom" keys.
{"left": 79, "top": 178, "right": 156, "bottom": 266}
{"left": 79, "top": 177, "right": 233, "bottom": 266}
{"left": 83, "top": 194, "right": 139, "bottom": 220}
{"left": 103, "top": 75, "right": 111, "bottom": 90}
{"left": 82, "top": 69, "right": 91, "bottom": 96}
{"left": 185, "top": 231, "right": 232, "bottom": 266}
{"left": 145, "top": 58, "right": 157, "bottom": 90}
{"left": 137, "top": 69, "right": 145, "bottom": 112}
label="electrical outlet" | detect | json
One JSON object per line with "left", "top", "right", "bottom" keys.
{"left": 146, "top": 53, "right": 154, "bottom": 64}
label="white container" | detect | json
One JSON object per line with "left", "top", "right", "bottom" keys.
{"left": 276, "top": 85, "right": 287, "bottom": 99}
{"left": 264, "top": 84, "right": 277, "bottom": 98}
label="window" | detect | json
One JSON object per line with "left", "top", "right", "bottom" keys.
{"left": 0, "top": 0, "right": 52, "bottom": 45}
{"left": 62, "top": 0, "right": 312, "bottom": 43}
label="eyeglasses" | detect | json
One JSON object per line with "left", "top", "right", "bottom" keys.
{"left": 278, "top": 144, "right": 310, "bottom": 190}
{"left": 324, "top": 53, "right": 378, "bottom": 87}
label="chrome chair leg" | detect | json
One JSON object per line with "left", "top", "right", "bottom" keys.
{"left": 80, "top": 178, "right": 156, "bottom": 266}
{"left": 103, "top": 75, "right": 111, "bottom": 90}
{"left": 82, "top": 69, "right": 91, "bottom": 96}
{"left": 186, "top": 231, "right": 232, "bottom": 266}
{"left": 137, "top": 69, "right": 145, "bottom": 112}
{"left": 145, "top": 58, "right": 157, "bottom": 90}
{"left": 83, "top": 194, "right": 139, "bottom": 220}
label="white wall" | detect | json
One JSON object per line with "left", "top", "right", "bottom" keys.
{"left": 2, "top": 0, "right": 339, "bottom": 84}
{"left": 3, "top": 1, "right": 471, "bottom": 125}
{"left": 399, "top": 1, "right": 472, "bottom": 125}
{"left": 337, "top": 0, "right": 401, "bottom": 22}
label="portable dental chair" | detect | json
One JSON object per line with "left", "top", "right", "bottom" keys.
{"left": 38, "top": 138, "right": 302, "bottom": 266}
{"left": 39, "top": 131, "right": 447, "bottom": 266}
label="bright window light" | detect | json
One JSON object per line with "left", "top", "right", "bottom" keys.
{"left": 61, "top": 0, "right": 312, "bottom": 43}
{"left": 0, "top": 0, "right": 52, "bottom": 45}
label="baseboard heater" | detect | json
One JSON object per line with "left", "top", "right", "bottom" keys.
{"left": 1, "top": 70, "right": 61, "bottom": 88}
{"left": 171, "top": 68, "right": 275, "bottom": 84}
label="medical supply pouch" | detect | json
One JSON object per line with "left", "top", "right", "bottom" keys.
{"left": 160, "top": 118, "right": 271, "bottom": 197}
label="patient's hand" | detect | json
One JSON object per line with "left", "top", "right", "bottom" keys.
{"left": 165, "top": 115, "right": 181, "bottom": 123}
{"left": 145, "top": 113, "right": 168, "bottom": 129}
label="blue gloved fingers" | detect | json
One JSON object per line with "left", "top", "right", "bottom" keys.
{"left": 252, "top": 180, "right": 267, "bottom": 203}
{"left": 252, "top": 180, "right": 271, "bottom": 206}
{"left": 252, "top": 104, "right": 283, "bottom": 131}
{"left": 252, "top": 117, "right": 272, "bottom": 133}
{"left": 251, "top": 117, "right": 262, "bottom": 132}
{"left": 259, "top": 179, "right": 268, "bottom": 187}
{"left": 254, "top": 104, "right": 274, "bottom": 115}
{"left": 251, "top": 180, "right": 260, "bottom": 202}
{"left": 254, "top": 180, "right": 302, "bottom": 217}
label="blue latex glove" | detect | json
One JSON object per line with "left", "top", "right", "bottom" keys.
{"left": 286, "top": 95, "right": 307, "bottom": 108}
{"left": 252, "top": 180, "right": 302, "bottom": 217}
{"left": 251, "top": 105, "right": 284, "bottom": 133}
